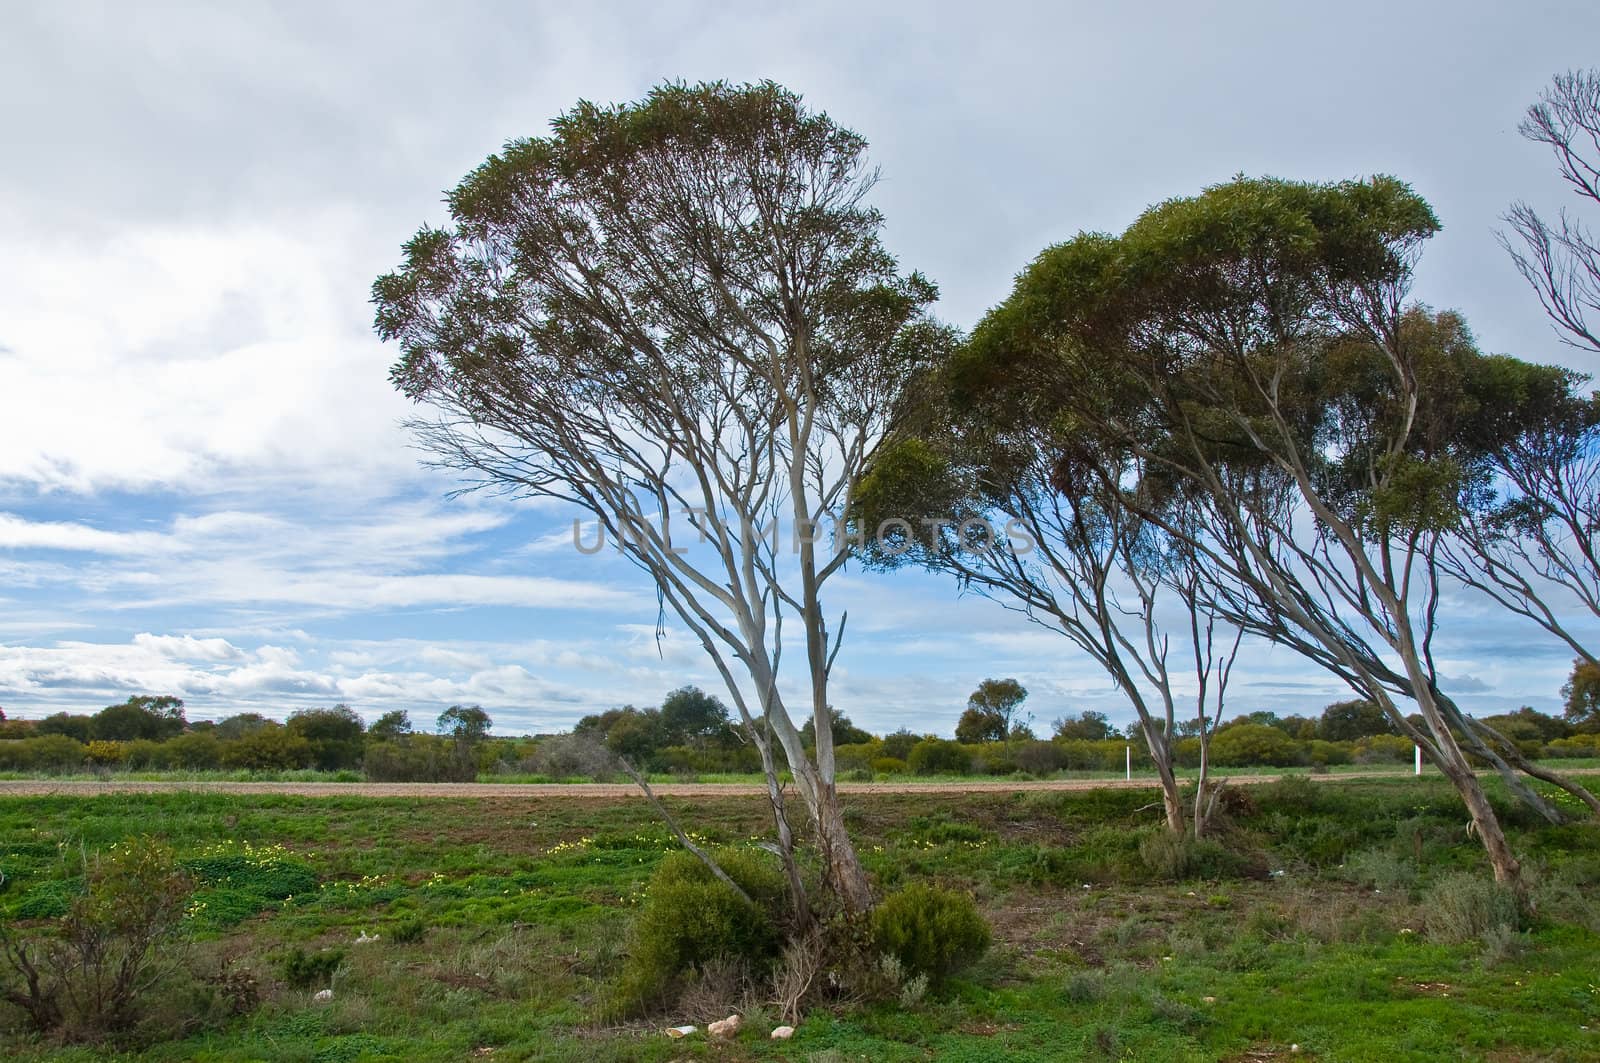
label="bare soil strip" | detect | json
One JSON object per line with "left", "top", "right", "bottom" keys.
{"left": 2, "top": 769, "right": 1592, "bottom": 799}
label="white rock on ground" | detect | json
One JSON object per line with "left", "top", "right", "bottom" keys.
{"left": 708, "top": 1014, "right": 742, "bottom": 1039}
{"left": 771, "top": 1025, "right": 796, "bottom": 1040}
{"left": 312, "top": 989, "right": 333, "bottom": 1003}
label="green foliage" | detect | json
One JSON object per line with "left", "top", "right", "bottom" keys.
{"left": 1209, "top": 724, "right": 1304, "bottom": 767}
{"left": 0, "top": 735, "right": 86, "bottom": 773}
{"left": 908, "top": 738, "right": 972, "bottom": 775}
{"left": 436, "top": 705, "right": 492, "bottom": 740}
{"left": 0, "top": 837, "right": 191, "bottom": 1037}
{"left": 220, "top": 724, "right": 313, "bottom": 771}
{"left": 362, "top": 735, "right": 477, "bottom": 782}
{"left": 1562, "top": 659, "right": 1600, "bottom": 727}
{"left": 954, "top": 707, "right": 1005, "bottom": 744}
{"left": 1136, "top": 830, "right": 1247, "bottom": 881}
{"left": 90, "top": 695, "right": 186, "bottom": 742}
{"left": 183, "top": 841, "right": 318, "bottom": 928}
{"left": 286, "top": 705, "right": 365, "bottom": 771}
{"left": 1319, "top": 699, "right": 1394, "bottom": 742}
{"left": 367, "top": 709, "right": 412, "bottom": 739}
{"left": 657, "top": 686, "right": 733, "bottom": 747}
{"left": 389, "top": 916, "right": 426, "bottom": 944}
{"left": 1053, "top": 711, "right": 1116, "bottom": 741}
{"left": 870, "top": 883, "right": 990, "bottom": 980}
{"left": 880, "top": 729, "right": 920, "bottom": 761}
{"left": 611, "top": 847, "right": 787, "bottom": 1016}
{"left": 800, "top": 708, "right": 874, "bottom": 749}
{"left": 1423, "top": 872, "right": 1523, "bottom": 946}
{"left": 275, "top": 946, "right": 345, "bottom": 989}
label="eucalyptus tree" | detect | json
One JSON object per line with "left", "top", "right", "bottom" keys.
{"left": 1440, "top": 375, "right": 1600, "bottom": 670}
{"left": 372, "top": 82, "right": 946, "bottom": 912}
{"left": 1435, "top": 70, "right": 1600, "bottom": 687}
{"left": 958, "top": 176, "right": 1596, "bottom": 884}
{"left": 1503, "top": 68, "right": 1600, "bottom": 357}
{"left": 854, "top": 383, "right": 1242, "bottom": 838}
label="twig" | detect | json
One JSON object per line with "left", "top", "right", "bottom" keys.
{"left": 617, "top": 756, "right": 755, "bottom": 907}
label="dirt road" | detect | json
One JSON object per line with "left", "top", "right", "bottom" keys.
{"left": 5, "top": 769, "right": 1584, "bottom": 800}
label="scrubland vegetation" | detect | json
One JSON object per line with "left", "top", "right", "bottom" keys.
{"left": 4, "top": 686, "right": 1597, "bottom": 785}
{"left": 2, "top": 778, "right": 1598, "bottom": 1060}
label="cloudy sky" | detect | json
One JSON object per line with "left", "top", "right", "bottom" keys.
{"left": 1, "top": 1, "right": 1596, "bottom": 734}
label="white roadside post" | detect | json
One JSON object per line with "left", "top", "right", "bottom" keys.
{"left": 1125, "top": 744, "right": 1131, "bottom": 781}
{"left": 1414, "top": 744, "right": 1422, "bottom": 776}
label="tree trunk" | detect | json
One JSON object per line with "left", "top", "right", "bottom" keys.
{"left": 813, "top": 780, "right": 873, "bottom": 912}
{"left": 757, "top": 736, "right": 811, "bottom": 927}
{"left": 1150, "top": 746, "right": 1185, "bottom": 834}
{"left": 1193, "top": 733, "right": 1212, "bottom": 838}
{"left": 1439, "top": 757, "right": 1522, "bottom": 886}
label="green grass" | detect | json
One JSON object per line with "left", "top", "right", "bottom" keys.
{"left": 1, "top": 777, "right": 1598, "bottom": 1060}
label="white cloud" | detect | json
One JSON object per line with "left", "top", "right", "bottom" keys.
{"left": 132, "top": 632, "right": 244, "bottom": 661}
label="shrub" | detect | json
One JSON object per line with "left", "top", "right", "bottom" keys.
{"left": 1013, "top": 740, "right": 1067, "bottom": 775}
{"left": 389, "top": 917, "right": 426, "bottom": 945}
{"left": 0, "top": 837, "right": 192, "bottom": 1037}
{"left": 363, "top": 735, "right": 476, "bottom": 782}
{"left": 870, "top": 883, "right": 990, "bottom": 981}
{"left": 871, "top": 757, "right": 908, "bottom": 775}
{"left": 1136, "top": 829, "right": 1246, "bottom": 881}
{"left": 120, "top": 738, "right": 166, "bottom": 770}
{"left": 971, "top": 743, "right": 1017, "bottom": 775}
{"left": 84, "top": 740, "right": 126, "bottom": 767}
{"left": 1344, "top": 848, "right": 1418, "bottom": 894}
{"left": 219, "top": 725, "right": 312, "bottom": 771}
{"left": 1423, "top": 872, "right": 1522, "bottom": 946}
{"left": 1353, "top": 734, "right": 1415, "bottom": 764}
{"left": 834, "top": 741, "right": 882, "bottom": 773}
{"left": 1306, "top": 740, "right": 1353, "bottom": 767}
{"left": 1546, "top": 733, "right": 1600, "bottom": 758}
{"left": 0, "top": 735, "right": 86, "bottom": 773}
{"left": 162, "top": 731, "right": 222, "bottom": 769}
{"left": 908, "top": 739, "right": 973, "bottom": 776}
{"left": 518, "top": 733, "right": 615, "bottom": 779}
{"left": 1209, "top": 724, "right": 1303, "bottom": 767}
{"left": 275, "top": 946, "right": 345, "bottom": 989}
{"left": 612, "top": 847, "right": 788, "bottom": 1016}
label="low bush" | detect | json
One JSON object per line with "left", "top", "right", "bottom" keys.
{"left": 611, "top": 847, "right": 788, "bottom": 1016}
{"left": 1343, "top": 847, "right": 1419, "bottom": 894}
{"left": 389, "top": 916, "right": 426, "bottom": 944}
{"left": 1136, "top": 830, "right": 1245, "bottom": 881}
{"left": 1209, "top": 724, "right": 1303, "bottom": 767}
{"left": 870, "top": 883, "right": 990, "bottom": 981}
{"left": 1423, "top": 872, "right": 1522, "bottom": 946}
{"left": 517, "top": 733, "right": 615, "bottom": 780}
{"left": 1012, "top": 740, "right": 1067, "bottom": 775}
{"left": 908, "top": 739, "right": 972, "bottom": 776}
{"left": 1353, "top": 734, "right": 1415, "bottom": 764}
{"left": 871, "top": 756, "right": 908, "bottom": 775}
{"left": 363, "top": 736, "right": 476, "bottom": 782}
{"left": 1546, "top": 733, "right": 1600, "bottom": 758}
{"left": 274, "top": 946, "right": 345, "bottom": 989}
{"left": 0, "top": 837, "right": 191, "bottom": 1039}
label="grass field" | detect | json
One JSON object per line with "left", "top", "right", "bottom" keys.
{"left": 2, "top": 777, "right": 1598, "bottom": 1061}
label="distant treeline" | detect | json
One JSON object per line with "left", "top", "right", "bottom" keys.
{"left": 1, "top": 687, "right": 1594, "bottom": 779}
